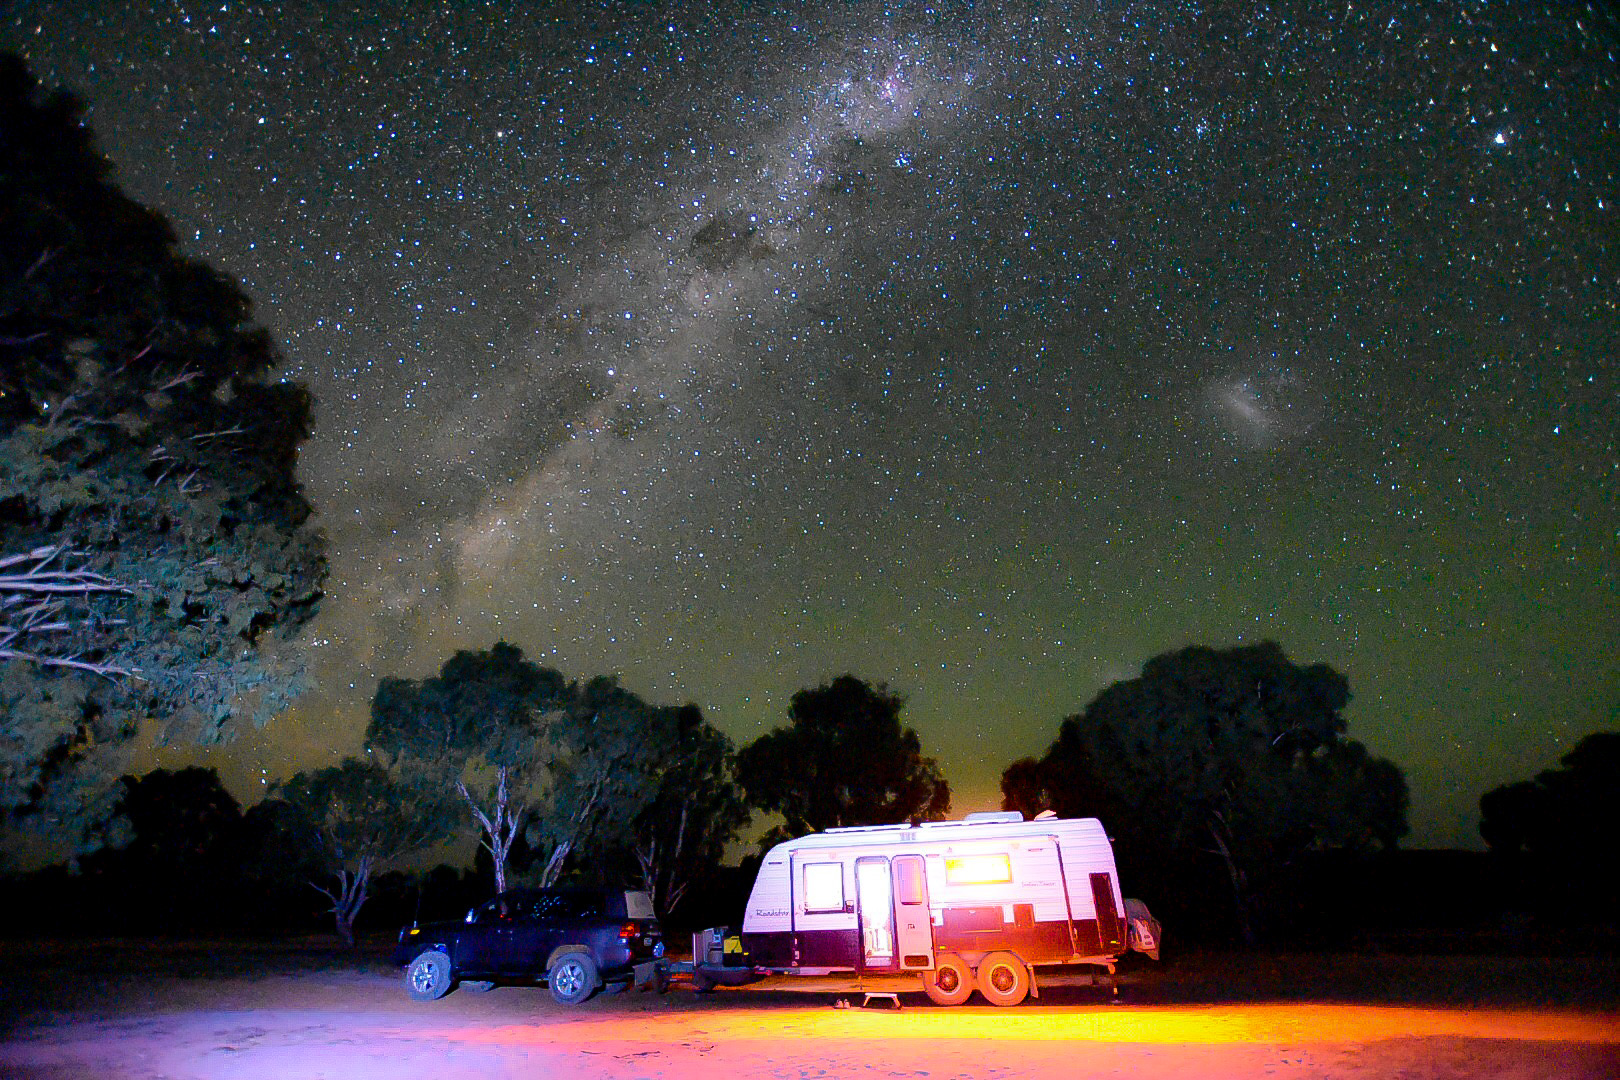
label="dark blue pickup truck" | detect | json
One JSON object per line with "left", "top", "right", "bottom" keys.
{"left": 396, "top": 886, "right": 667, "bottom": 1005}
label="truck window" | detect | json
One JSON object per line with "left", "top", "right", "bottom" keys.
{"left": 944, "top": 853, "right": 1013, "bottom": 885}
{"left": 802, "top": 862, "right": 845, "bottom": 913}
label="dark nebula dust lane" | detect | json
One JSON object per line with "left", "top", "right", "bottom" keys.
{"left": 5, "top": 1, "right": 1614, "bottom": 845}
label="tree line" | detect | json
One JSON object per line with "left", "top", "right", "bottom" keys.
{"left": 6, "top": 638, "right": 1613, "bottom": 947}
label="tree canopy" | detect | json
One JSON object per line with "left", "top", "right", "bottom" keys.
{"left": 368, "top": 642, "right": 568, "bottom": 893}
{"left": 624, "top": 703, "right": 751, "bottom": 918}
{"left": 1479, "top": 730, "right": 1619, "bottom": 922}
{"left": 737, "top": 674, "right": 951, "bottom": 846}
{"left": 76, "top": 766, "right": 245, "bottom": 931}
{"left": 367, "top": 642, "right": 682, "bottom": 893}
{"left": 527, "top": 674, "right": 682, "bottom": 887}
{"left": 0, "top": 56, "right": 325, "bottom": 839}
{"left": 270, "top": 758, "right": 443, "bottom": 946}
{"left": 1005, "top": 641, "right": 1407, "bottom": 941}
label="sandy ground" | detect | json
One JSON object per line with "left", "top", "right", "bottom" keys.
{"left": 0, "top": 940, "right": 1616, "bottom": 1079}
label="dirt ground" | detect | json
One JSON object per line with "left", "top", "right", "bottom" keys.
{"left": 0, "top": 940, "right": 1616, "bottom": 1079}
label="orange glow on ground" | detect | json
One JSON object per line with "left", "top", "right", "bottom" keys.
{"left": 413, "top": 1003, "right": 1620, "bottom": 1048}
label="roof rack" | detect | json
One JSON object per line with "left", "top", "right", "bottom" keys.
{"left": 823, "top": 811, "right": 1031, "bottom": 835}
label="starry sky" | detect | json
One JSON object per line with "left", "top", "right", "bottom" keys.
{"left": 5, "top": 1, "right": 1615, "bottom": 849}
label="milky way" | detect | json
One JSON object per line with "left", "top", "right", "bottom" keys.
{"left": 5, "top": 1, "right": 1615, "bottom": 846}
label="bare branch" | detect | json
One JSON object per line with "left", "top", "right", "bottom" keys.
{"left": 0, "top": 647, "right": 140, "bottom": 679}
{"left": 0, "top": 546, "right": 65, "bottom": 572}
{"left": 190, "top": 426, "right": 244, "bottom": 443}
{"left": 25, "top": 247, "right": 55, "bottom": 280}
{"left": 158, "top": 366, "right": 203, "bottom": 390}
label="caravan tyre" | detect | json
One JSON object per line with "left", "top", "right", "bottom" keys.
{"left": 976, "top": 952, "right": 1030, "bottom": 1007}
{"left": 922, "top": 954, "right": 975, "bottom": 1007}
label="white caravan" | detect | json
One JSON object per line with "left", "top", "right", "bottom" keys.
{"left": 697, "top": 811, "right": 1159, "bottom": 1006}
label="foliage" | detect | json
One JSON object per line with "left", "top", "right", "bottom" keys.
{"left": 624, "top": 703, "right": 751, "bottom": 918}
{"left": 526, "top": 675, "right": 682, "bottom": 888}
{"left": 368, "top": 642, "right": 568, "bottom": 894}
{"left": 1006, "top": 641, "right": 1408, "bottom": 942}
{"left": 1479, "top": 730, "right": 1620, "bottom": 922}
{"left": 77, "top": 766, "right": 245, "bottom": 931}
{"left": 737, "top": 674, "right": 951, "bottom": 847}
{"left": 270, "top": 758, "right": 444, "bottom": 946}
{"left": 367, "top": 643, "right": 683, "bottom": 894}
{"left": 0, "top": 56, "right": 325, "bottom": 840}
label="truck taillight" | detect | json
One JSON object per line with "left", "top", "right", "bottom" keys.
{"left": 618, "top": 923, "right": 638, "bottom": 941}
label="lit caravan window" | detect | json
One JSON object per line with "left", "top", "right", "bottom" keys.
{"left": 945, "top": 853, "right": 1013, "bottom": 885}
{"left": 802, "top": 862, "right": 845, "bottom": 913}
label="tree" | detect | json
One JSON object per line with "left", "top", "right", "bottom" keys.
{"left": 1479, "top": 730, "right": 1620, "bottom": 921}
{"left": 737, "top": 675, "right": 951, "bottom": 846}
{"left": 1008, "top": 642, "right": 1408, "bottom": 942}
{"left": 367, "top": 644, "right": 685, "bottom": 893}
{"left": 999, "top": 756, "right": 1049, "bottom": 820}
{"left": 79, "top": 766, "right": 245, "bottom": 931}
{"left": 625, "top": 704, "right": 751, "bottom": 918}
{"left": 526, "top": 675, "right": 682, "bottom": 888}
{"left": 0, "top": 57, "right": 325, "bottom": 840}
{"left": 271, "top": 758, "right": 443, "bottom": 946}
{"left": 367, "top": 642, "right": 567, "bottom": 894}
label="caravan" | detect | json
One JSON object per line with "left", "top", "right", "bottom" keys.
{"left": 698, "top": 811, "right": 1159, "bottom": 1006}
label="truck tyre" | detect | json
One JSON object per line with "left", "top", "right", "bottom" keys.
{"left": 923, "top": 954, "right": 975, "bottom": 1007}
{"left": 548, "top": 952, "right": 600, "bottom": 1006}
{"left": 405, "top": 950, "right": 453, "bottom": 1002}
{"left": 976, "top": 952, "right": 1030, "bottom": 1007}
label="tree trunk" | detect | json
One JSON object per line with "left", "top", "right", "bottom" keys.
{"left": 538, "top": 839, "right": 572, "bottom": 888}
{"left": 458, "top": 768, "right": 525, "bottom": 895}
{"left": 317, "top": 855, "right": 373, "bottom": 949}
{"left": 1208, "top": 812, "right": 1255, "bottom": 945}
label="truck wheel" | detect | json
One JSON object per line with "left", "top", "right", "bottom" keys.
{"left": 976, "top": 952, "right": 1030, "bottom": 1007}
{"left": 548, "top": 952, "right": 600, "bottom": 1006}
{"left": 406, "top": 950, "right": 453, "bottom": 1002}
{"left": 923, "top": 954, "right": 974, "bottom": 1007}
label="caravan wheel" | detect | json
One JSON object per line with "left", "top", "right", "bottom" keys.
{"left": 976, "top": 952, "right": 1030, "bottom": 1007}
{"left": 922, "top": 954, "right": 975, "bottom": 1007}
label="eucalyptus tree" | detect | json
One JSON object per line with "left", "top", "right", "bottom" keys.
{"left": 626, "top": 703, "right": 751, "bottom": 917}
{"left": 367, "top": 642, "right": 567, "bottom": 894}
{"left": 1006, "top": 641, "right": 1408, "bottom": 941}
{"left": 272, "top": 758, "right": 443, "bottom": 946}
{"left": 737, "top": 675, "right": 951, "bottom": 847}
{"left": 0, "top": 56, "right": 325, "bottom": 840}
{"left": 525, "top": 676, "right": 682, "bottom": 888}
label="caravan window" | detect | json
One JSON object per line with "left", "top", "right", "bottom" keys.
{"left": 802, "top": 862, "right": 845, "bottom": 913}
{"left": 945, "top": 853, "right": 1013, "bottom": 885}
{"left": 895, "top": 856, "right": 926, "bottom": 905}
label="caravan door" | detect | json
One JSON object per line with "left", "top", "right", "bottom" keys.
{"left": 891, "top": 853, "right": 934, "bottom": 969}
{"left": 854, "top": 857, "right": 897, "bottom": 973}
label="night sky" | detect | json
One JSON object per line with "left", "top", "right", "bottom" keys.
{"left": 5, "top": 1, "right": 1614, "bottom": 849}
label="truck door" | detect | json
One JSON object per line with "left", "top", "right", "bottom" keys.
{"left": 854, "top": 857, "right": 896, "bottom": 973}
{"left": 891, "top": 854, "right": 934, "bottom": 969}
{"left": 459, "top": 896, "right": 516, "bottom": 974}
{"left": 504, "top": 892, "right": 569, "bottom": 975}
